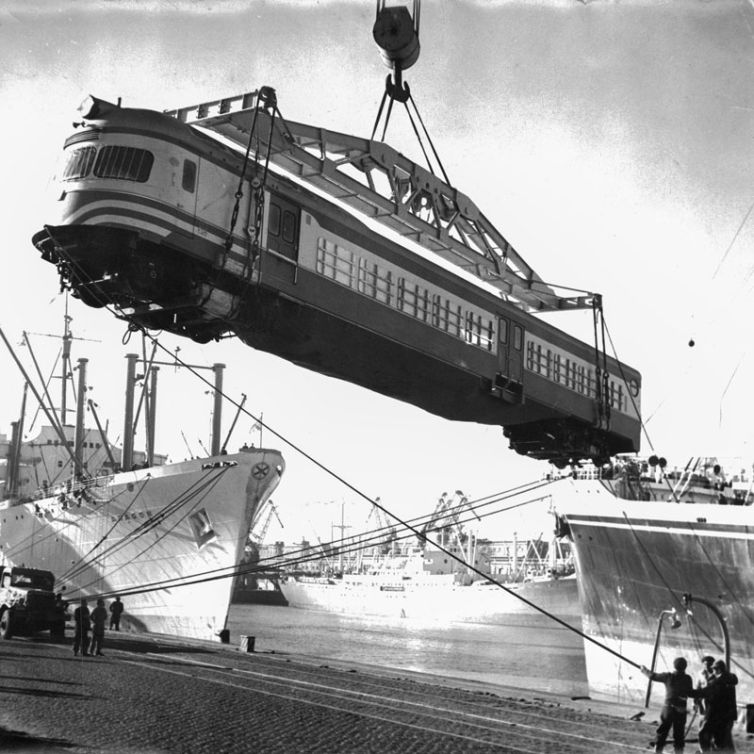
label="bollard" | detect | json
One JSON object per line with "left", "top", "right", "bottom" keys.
{"left": 747, "top": 704, "right": 754, "bottom": 733}
{"left": 241, "top": 635, "right": 255, "bottom": 653}
{"left": 218, "top": 628, "right": 230, "bottom": 644}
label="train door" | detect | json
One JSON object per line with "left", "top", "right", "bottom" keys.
{"left": 267, "top": 194, "right": 300, "bottom": 265}
{"left": 509, "top": 323, "right": 523, "bottom": 383}
{"left": 497, "top": 317, "right": 524, "bottom": 386}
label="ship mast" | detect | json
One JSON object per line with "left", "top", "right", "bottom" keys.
{"left": 122, "top": 351, "right": 227, "bottom": 469}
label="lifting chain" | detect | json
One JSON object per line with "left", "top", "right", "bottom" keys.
{"left": 224, "top": 86, "right": 278, "bottom": 257}
{"left": 591, "top": 295, "right": 611, "bottom": 432}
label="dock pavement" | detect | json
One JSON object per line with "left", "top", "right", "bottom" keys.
{"left": 2, "top": 630, "right": 754, "bottom": 753}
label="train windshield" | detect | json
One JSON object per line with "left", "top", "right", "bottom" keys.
{"left": 62, "top": 145, "right": 96, "bottom": 180}
{"left": 61, "top": 144, "right": 154, "bottom": 183}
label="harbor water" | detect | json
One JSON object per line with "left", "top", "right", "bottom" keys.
{"left": 227, "top": 604, "right": 589, "bottom": 697}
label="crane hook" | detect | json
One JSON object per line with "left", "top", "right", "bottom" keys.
{"left": 373, "top": 2, "right": 420, "bottom": 104}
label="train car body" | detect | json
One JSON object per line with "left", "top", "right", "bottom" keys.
{"left": 33, "top": 95, "right": 642, "bottom": 465}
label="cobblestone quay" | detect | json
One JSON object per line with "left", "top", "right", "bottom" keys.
{"left": 2, "top": 632, "right": 753, "bottom": 753}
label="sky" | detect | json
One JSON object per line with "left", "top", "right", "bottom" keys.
{"left": 1, "top": 0, "right": 754, "bottom": 545}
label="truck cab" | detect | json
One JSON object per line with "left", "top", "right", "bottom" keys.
{"left": 0, "top": 566, "right": 66, "bottom": 640}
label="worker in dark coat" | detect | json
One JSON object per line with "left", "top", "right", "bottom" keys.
{"left": 697, "top": 659, "right": 738, "bottom": 753}
{"left": 109, "top": 596, "right": 124, "bottom": 630}
{"left": 89, "top": 598, "right": 107, "bottom": 656}
{"left": 641, "top": 657, "right": 695, "bottom": 753}
{"left": 73, "top": 598, "right": 91, "bottom": 657}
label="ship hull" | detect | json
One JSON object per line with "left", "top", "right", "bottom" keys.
{"left": 556, "top": 478, "right": 754, "bottom": 705}
{"left": 0, "top": 449, "right": 283, "bottom": 641}
{"left": 280, "top": 573, "right": 580, "bottom": 625}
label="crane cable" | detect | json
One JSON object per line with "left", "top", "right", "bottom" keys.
{"left": 62, "top": 468, "right": 223, "bottom": 586}
{"left": 48, "top": 177, "right": 648, "bottom": 674}
{"left": 71, "top": 466, "right": 235, "bottom": 595}
{"left": 224, "top": 87, "right": 277, "bottom": 255}
{"left": 96, "top": 482, "right": 557, "bottom": 600}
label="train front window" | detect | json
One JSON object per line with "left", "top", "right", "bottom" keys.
{"left": 62, "top": 146, "right": 96, "bottom": 180}
{"left": 93, "top": 146, "right": 154, "bottom": 182}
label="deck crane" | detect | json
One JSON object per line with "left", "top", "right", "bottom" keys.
{"left": 248, "top": 499, "right": 283, "bottom": 545}
{"left": 420, "top": 490, "right": 481, "bottom": 573}
{"left": 366, "top": 497, "right": 397, "bottom": 555}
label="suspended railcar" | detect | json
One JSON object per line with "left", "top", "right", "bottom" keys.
{"left": 33, "top": 95, "right": 641, "bottom": 465}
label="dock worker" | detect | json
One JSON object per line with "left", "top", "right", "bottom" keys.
{"left": 697, "top": 659, "right": 739, "bottom": 753}
{"left": 89, "top": 598, "right": 107, "bottom": 657}
{"left": 73, "top": 598, "right": 91, "bottom": 657}
{"left": 641, "top": 657, "right": 695, "bottom": 753}
{"left": 109, "top": 596, "right": 124, "bottom": 631}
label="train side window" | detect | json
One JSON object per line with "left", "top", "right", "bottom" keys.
{"left": 486, "top": 320, "right": 494, "bottom": 351}
{"left": 499, "top": 319, "right": 508, "bottom": 344}
{"left": 182, "top": 160, "right": 197, "bottom": 193}
{"left": 396, "top": 278, "right": 405, "bottom": 310}
{"left": 268, "top": 205, "right": 281, "bottom": 237}
{"left": 62, "top": 145, "right": 96, "bottom": 180}
{"left": 93, "top": 146, "right": 153, "bottom": 182}
{"left": 431, "top": 295, "right": 441, "bottom": 327}
{"left": 552, "top": 353, "right": 562, "bottom": 382}
{"left": 513, "top": 325, "right": 523, "bottom": 350}
{"left": 282, "top": 210, "right": 297, "bottom": 243}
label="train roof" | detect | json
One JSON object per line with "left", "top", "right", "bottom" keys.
{"left": 74, "top": 95, "right": 196, "bottom": 143}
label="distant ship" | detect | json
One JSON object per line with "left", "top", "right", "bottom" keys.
{"left": 279, "top": 545, "right": 580, "bottom": 625}
{"left": 0, "top": 316, "right": 284, "bottom": 641}
{"left": 554, "top": 457, "right": 754, "bottom": 708}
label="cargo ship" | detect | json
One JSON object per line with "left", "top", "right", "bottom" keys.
{"left": 0, "top": 317, "right": 284, "bottom": 641}
{"left": 554, "top": 457, "right": 754, "bottom": 707}
{"left": 280, "top": 568, "right": 579, "bottom": 625}
{"left": 1, "top": 445, "right": 284, "bottom": 640}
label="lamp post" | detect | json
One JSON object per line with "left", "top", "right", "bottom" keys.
{"left": 645, "top": 608, "right": 682, "bottom": 708}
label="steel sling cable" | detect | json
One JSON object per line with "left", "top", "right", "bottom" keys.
{"left": 95, "top": 481, "right": 556, "bottom": 596}
{"left": 68, "top": 466, "right": 230, "bottom": 589}
{"left": 6, "top": 480, "right": 133, "bottom": 564}
{"left": 62, "top": 469, "right": 220, "bottom": 585}
{"left": 3, "top": 478, "right": 138, "bottom": 565}
{"left": 97, "top": 485, "right": 558, "bottom": 598}
{"left": 56, "top": 474, "right": 154, "bottom": 583}
{"left": 64, "top": 477, "right": 216, "bottom": 582}
{"left": 134, "top": 340, "right": 643, "bottom": 668}
{"left": 97, "top": 489, "right": 554, "bottom": 600}
{"left": 73, "top": 466, "right": 234, "bottom": 594}
{"left": 51, "top": 249, "right": 644, "bottom": 669}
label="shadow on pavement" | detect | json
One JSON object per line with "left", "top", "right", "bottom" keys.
{"left": 0, "top": 675, "right": 82, "bottom": 686}
{"left": 0, "top": 724, "right": 76, "bottom": 751}
{"left": 0, "top": 686, "right": 90, "bottom": 699}
{"left": 101, "top": 638, "right": 208, "bottom": 655}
